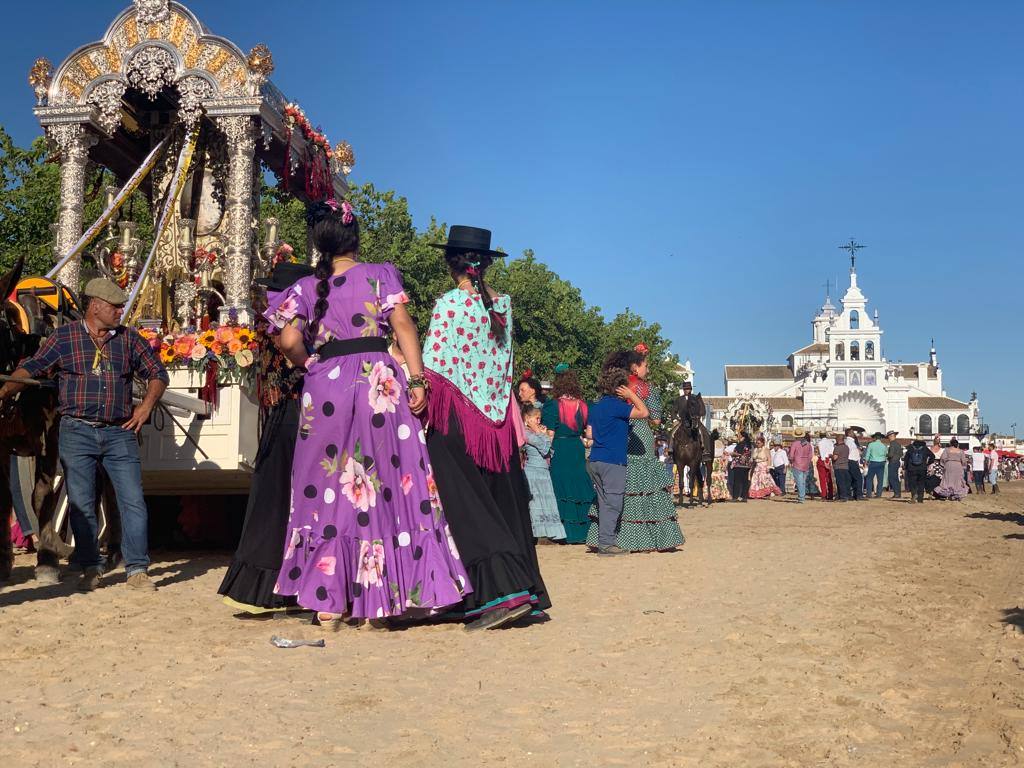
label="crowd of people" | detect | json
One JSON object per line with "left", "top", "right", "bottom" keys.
{"left": 695, "top": 427, "right": 1014, "bottom": 505}
{"left": 3, "top": 199, "right": 1018, "bottom": 633}
{"left": 1, "top": 200, "right": 692, "bottom": 632}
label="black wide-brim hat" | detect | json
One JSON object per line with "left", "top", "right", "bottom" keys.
{"left": 429, "top": 225, "right": 506, "bottom": 257}
{"left": 254, "top": 262, "right": 315, "bottom": 292}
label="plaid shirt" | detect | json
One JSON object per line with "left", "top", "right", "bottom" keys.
{"left": 21, "top": 321, "right": 169, "bottom": 423}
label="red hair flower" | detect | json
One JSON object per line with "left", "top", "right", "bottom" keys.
{"left": 634, "top": 342, "right": 650, "bottom": 356}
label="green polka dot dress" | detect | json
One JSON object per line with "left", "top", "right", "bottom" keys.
{"left": 586, "top": 388, "right": 684, "bottom": 552}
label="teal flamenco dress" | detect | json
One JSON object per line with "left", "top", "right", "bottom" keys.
{"left": 541, "top": 398, "right": 594, "bottom": 544}
{"left": 585, "top": 381, "right": 684, "bottom": 552}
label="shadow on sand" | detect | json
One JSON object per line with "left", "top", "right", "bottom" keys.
{"left": 0, "top": 551, "right": 228, "bottom": 608}
{"left": 964, "top": 511, "right": 1024, "bottom": 526}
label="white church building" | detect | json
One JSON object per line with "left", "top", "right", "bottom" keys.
{"left": 706, "top": 257, "right": 981, "bottom": 443}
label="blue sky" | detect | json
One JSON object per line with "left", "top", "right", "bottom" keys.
{"left": 2, "top": 1, "right": 1021, "bottom": 432}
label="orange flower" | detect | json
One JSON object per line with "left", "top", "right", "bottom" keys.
{"left": 228, "top": 339, "right": 243, "bottom": 354}
{"left": 174, "top": 334, "right": 196, "bottom": 356}
{"left": 210, "top": 340, "right": 224, "bottom": 355}
{"left": 215, "top": 326, "right": 234, "bottom": 344}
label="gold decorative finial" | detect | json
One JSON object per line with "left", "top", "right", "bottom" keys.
{"left": 247, "top": 44, "right": 274, "bottom": 77}
{"left": 28, "top": 57, "right": 53, "bottom": 105}
{"left": 333, "top": 140, "right": 355, "bottom": 175}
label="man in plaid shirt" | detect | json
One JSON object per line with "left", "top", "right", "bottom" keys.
{"left": 0, "top": 278, "right": 168, "bottom": 592}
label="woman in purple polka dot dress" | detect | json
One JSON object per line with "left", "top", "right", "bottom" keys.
{"left": 266, "top": 201, "right": 470, "bottom": 627}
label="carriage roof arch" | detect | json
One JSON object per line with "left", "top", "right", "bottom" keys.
{"left": 47, "top": 1, "right": 250, "bottom": 111}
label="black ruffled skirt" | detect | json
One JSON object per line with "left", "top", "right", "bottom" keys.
{"left": 426, "top": 411, "right": 551, "bottom": 616}
{"left": 217, "top": 399, "right": 299, "bottom": 611}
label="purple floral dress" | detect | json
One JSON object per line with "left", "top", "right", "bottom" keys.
{"left": 265, "top": 262, "right": 471, "bottom": 618}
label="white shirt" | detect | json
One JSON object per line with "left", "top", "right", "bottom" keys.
{"left": 770, "top": 447, "right": 789, "bottom": 468}
{"left": 971, "top": 452, "right": 987, "bottom": 471}
{"left": 818, "top": 437, "right": 835, "bottom": 459}
{"left": 845, "top": 436, "right": 862, "bottom": 463}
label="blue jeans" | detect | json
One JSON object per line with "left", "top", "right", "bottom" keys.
{"left": 791, "top": 468, "right": 808, "bottom": 501}
{"left": 59, "top": 418, "right": 150, "bottom": 575}
{"left": 847, "top": 462, "right": 864, "bottom": 499}
{"left": 866, "top": 461, "right": 885, "bottom": 497}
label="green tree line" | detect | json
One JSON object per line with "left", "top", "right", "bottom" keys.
{"left": 1, "top": 126, "right": 684, "bottom": 401}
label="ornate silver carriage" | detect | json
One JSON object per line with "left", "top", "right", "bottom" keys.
{"left": 29, "top": 0, "right": 350, "bottom": 493}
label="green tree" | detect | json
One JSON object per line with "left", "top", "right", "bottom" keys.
{"left": 0, "top": 128, "right": 60, "bottom": 276}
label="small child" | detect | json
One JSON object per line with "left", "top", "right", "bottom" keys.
{"left": 585, "top": 366, "right": 649, "bottom": 556}
{"left": 521, "top": 404, "right": 567, "bottom": 543}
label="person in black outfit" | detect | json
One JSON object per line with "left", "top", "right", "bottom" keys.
{"left": 902, "top": 439, "right": 935, "bottom": 504}
{"left": 217, "top": 262, "right": 313, "bottom": 613}
{"left": 729, "top": 432, "right": 754, "bottom": 501}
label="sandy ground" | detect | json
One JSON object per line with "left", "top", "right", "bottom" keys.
{"left": 1, "top": 486, "right": 1022, "bottom": 768}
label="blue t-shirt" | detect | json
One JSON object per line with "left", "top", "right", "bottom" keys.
{"left": 588, "top": 395, "right": 634, "bottom": 466}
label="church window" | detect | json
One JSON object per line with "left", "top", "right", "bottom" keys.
{"left": 938, "top": 414, "right": 952, "bottom": 434}
{"left": 850, "top": 370, "right": 862, "bottom": 386}
{"left": 850, "top": 341, "right": 860, "bottom": 361}
{"left": 864, "top": 370, "right": 876, "bottom": 386}
{"left": 834, "top": 371, "right": 847, "bottom": 386}
{"left": 781, "top": 415, "right": 794, "bottom": 428}
{"left": 919, "top": 415, "right": 932, "bottom": 435}
{"left": 835, "top": 342, "right": 844, "bottom": 360}
{"left": 850, "top": 310, "right": 860, "bottom": 330}
{"left": 956, "top": 414, "right": 970, "bottom": 434}
{"left": 865, "top": 341, "right": 875, "bottom": 360}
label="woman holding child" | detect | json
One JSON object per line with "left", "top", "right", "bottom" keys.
{"left": 541, "top": 364, "right": 594, "bottom": 544}
{"left": 586, "top": 345, "right": 685, "bottom": 553}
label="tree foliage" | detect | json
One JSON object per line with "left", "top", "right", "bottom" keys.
{"left": 0, "top": 126, "right": 682, "bottom": 400}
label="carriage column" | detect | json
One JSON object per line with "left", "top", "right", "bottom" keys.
{"left": 215, "top": 114, "right": 259, "bottom": 325}
{"left": 46, "top": 123, "right": 98, "bottom": 292}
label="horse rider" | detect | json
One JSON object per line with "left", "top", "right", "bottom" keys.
{"left": 675, "top": 381, "right": 711, "bottom": 454}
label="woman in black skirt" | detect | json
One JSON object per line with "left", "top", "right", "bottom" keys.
{"left": 423, "top": 226, "right": 550, "bottom": 630}
{"left": 217, "top": 262, "right": 313, "bottom": 613}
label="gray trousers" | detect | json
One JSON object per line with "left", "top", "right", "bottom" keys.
{"left": 588, "top": 460, "right": 627, "bottom": 548}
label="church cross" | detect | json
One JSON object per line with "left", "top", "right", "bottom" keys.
{"left": 839, "top": 238, "right": 865, "bottom": 270}
{"left": 822, "top": 278, "right": 832, "bottom": 298}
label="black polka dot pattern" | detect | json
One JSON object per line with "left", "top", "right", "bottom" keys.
{"left": 351, "top": 314, "right": 365, "bottom": 327}
{"left": 412, "top": 546, "right": 423, "bottom": 561}
{"left": 322, "top": 401, "right": 335, "bottom": 417}
{"left": 357, "top": 511, "right": 370, "bottom": 527}
{"left": 390, "top": 455, "right": 401, "bottom": 468}
{"left": 383, "top": 487, "right": 393, "bottom": 502}
{"left": 333, "top": 276, "right": 347, "bottom": 287}
{"left": 323, "top": 525, "right": 337, "bottom": 539}
{"left": 371, "top": 413, "right": 386, "bottom": 428}
{"left": 288, "top": 566, "right": 302, "bottom": 580}
{"left": 326, "top": 444, "right": 338, "bottom": 458}
{"left": 316, "top": 586, "right": 328, "bottom": 601}
{"left": 352, "top": 583, "right": 363, "bottom": 597}
{"left": 420, "top": 500, "right": 432, "bottom": 515}
{"left": 303, "top": 485, "right": 317, "bottom": 499}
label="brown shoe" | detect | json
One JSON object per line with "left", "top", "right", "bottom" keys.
{"left": 77, "top": 567, "right": 102, "bottom": 592}
{"left": 126, "top": 572, "right": 157, "bottom": 592}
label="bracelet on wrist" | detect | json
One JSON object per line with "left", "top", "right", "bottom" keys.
{"left": 407, "top": 374, "right": 428, "bottom": 390}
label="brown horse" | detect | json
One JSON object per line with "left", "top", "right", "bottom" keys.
{"left": 0, "top": 258, "right": 69, "bottom": 583}
{"left": 671, "top": 421, "right": 717, "bottom": 507}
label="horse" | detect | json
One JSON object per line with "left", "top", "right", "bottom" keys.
{"left": 0, "top": 257, "right": 73, "bottom": 583}
{"left": 671, "top": 419, "right": 718, "bottom": 507}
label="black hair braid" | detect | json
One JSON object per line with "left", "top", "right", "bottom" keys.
{"left": 445, "top": 250, "right": 506, "bottom": 343}
{"left": 304, "top": 201, "right": 360, "bottom": 345}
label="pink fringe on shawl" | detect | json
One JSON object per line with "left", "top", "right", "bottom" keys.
{"left": 425, "top": 369, "right": 521, "bottom": 473}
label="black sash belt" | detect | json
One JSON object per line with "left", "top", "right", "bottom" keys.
{"left": 317, "top": 337, "right": 388, "bottom": 360}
